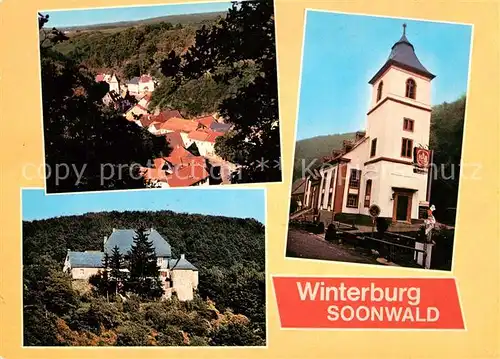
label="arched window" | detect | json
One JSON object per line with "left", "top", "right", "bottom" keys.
{"left": 405, "top": 78, "right": 416, "bottom": 99}
{"left": 376, "top": 81, "right": 383, "bottom": 102}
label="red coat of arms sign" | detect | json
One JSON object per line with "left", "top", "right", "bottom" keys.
{"left": 414, "top": 148, "right": 431, "bottom": 168}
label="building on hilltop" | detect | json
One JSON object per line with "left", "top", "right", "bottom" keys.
{"left": 301, "top": 24, "right": 435, "bottom": 226}
{"left": 63, "top": 228, "right": 199, "bottom": 301}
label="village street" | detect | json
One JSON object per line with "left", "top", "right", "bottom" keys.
{"left": 286, "top": 228, "right": 381, "bottom": 265}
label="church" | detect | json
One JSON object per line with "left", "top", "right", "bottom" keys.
{"left": 302, "top": 25, "right": 434, "bottom": 225}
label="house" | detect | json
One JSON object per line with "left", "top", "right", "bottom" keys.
{"left": 291, "top": 178, "right": 307, "bottom": 210}
{"left": 141, "top": 147, "right": 210, "bottom": 188}
{"left": 302, "top": 25, "right": 435, "bottom": 226}
{"left": 96, "top": 73, "right": 120, "bottom": 93}
{"left": 125, "top": 93, "right": 152, "bottom": 122}
{"left": 127, "top": 75, "right": 155, "bottom": 95}
{"left": 187, "top": 130, "right": 225, "bottom": 157}
{"left": 155, "top": 118, "right": 201, "bottom": 144}
{"left": 63, "top": 228, "right": 199, "bottom": 301}
{"left": 165, "top": 131, "right": 185, "bottom": 149}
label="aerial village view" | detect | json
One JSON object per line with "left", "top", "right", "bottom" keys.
{"left": 38, "top": 0, "right": 280, "bottom": 193}
{"left": 287, "top": 12, "right": 472, "bottom": 271}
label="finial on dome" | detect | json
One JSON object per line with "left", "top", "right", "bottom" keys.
{"left": 403, "top": 23, "right": 407, "bottom": 36}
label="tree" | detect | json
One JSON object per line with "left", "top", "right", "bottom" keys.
{"left": 124, "top": 61, "right": 141, "bottom": 79}
{"left": 38, "top": 14, "right": 170, "bottom": 193}
{"left": 110, "top": 245, "right": 126, "bottom": 294}
{"left": 159, "top": 0, "right": 280, "bottom": 183}
{"left": 127, "top": 229, "right": 163, "bottom": 299}
{"left": 429, "top": 96, "right": 466, "bottom": 224}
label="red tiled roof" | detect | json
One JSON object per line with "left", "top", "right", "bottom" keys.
{"left": 164, "top": 146, "right": 194, "bottom": 166}
{"left": 153, "top": 157, "right": 167, "bottom": 170}
{"left": 196, "top": 115, "right": 215, "bottom": 128}
{"left": 141, "top": 157, "right": 209, "bottom": 187}
{"left": 165, "top": 132, "right": 184, "bottom": 148}
{"left": 140, "top": 75, "right": 153, "bottom": 83}
{"left": 160, "top": 118, "right": 199, "bottom": 133}
{"left": 95, "top": 74, "right": 105, "bottom": 82}
{"left": 188, "top": 131, "right": 210, "bottom": 141}
{"left": 205, "top": 131, "right": 224, "bottom": 143}
{"left": 140, "top": 115, "right": 156, "bottom": 127}
{"left": 188, "top": 130, "right": 224, "bottom": 143}
{"left": 155, "top": 110, "right": 183, "bottom": 123}
{"left": 166, "top": 162, "right": 209, "bottom": 187}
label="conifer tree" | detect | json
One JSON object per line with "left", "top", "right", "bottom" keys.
{"left": 109, "top": 245, "right": 126, "bottom": 294}
{"left": 127, "top": 229, "right": 162, "bottom": 298}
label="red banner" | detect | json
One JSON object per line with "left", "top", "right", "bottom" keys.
{"left": 273, "top": 277, "right": 464, "bottom": 329}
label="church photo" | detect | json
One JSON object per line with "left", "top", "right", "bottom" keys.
{"left": 287, "top": 11, "right": 472, "bottom": 270}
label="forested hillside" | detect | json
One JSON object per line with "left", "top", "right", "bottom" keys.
{"left": 54, "top": 14, "right": 221, "bottom": 79}
{"left": 23, "top": 211, "right": 266, "bottom": 346}
{"left": 293, "top": 132, "right": 356, "bottom": 180}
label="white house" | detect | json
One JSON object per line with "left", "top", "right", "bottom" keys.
{"left": 187, "top": 130, "right": 224, "bottom": 157}
{"left": 303, "top": 24, "right": 435, "bottom": 225}
{"left": 127, "top": 75, "right": 155, "bottom": 95}
{"left": 96, "top": 73, "right": 120, "bottom": 93}
{"left": 63, "top": 228, "right": 199, "bottom": 301}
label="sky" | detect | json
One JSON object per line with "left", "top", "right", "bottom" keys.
{"left": 22, "top": 188, "right": 266, "bottom": 224}
{"left": 296, "top": 11, "right": 473, "bottom": 141}
{"left": 42, "top": 1, "right": 233, "bottom": 28}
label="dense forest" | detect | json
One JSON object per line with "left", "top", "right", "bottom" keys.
{"left": 292, "top": 132, "right": 356, "bottom": 181}
{"left": 23, "top": 211, "right": 266, "bottom": 346}
{"left": 292, "top": 96, "right": 466, "bottom": 223}
{"left": 53, "top": 13, "right": 222, "bottom": 79}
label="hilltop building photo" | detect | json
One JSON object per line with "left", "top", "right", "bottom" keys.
{"left": 38, "top": 0, "right": 281, "bottom": 194}
{"left": 22, "top": 188, "right": 266, "bottom": 346}
{"left": 287, "top": 11, "right": 472, "bottom": 271}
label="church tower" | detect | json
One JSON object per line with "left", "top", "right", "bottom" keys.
{"left": 364, "top": 24, "right": 435, "bottom": 222}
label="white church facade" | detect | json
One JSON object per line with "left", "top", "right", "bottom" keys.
{"left": 303, "top": 25, "right": 435, "bottom": 225}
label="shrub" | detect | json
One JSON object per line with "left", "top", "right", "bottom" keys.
{"left": 325, "top": 224, "right": 337, "bottom": 242}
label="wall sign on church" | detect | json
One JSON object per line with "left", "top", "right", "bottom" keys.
{"left": 413, "top": 147, "right": 431, "bottom": 174}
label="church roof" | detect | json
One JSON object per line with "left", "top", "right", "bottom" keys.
{"left": 369, "top": 24, "right": 435, "bottom": 84}
{"left": 104, "top": 228, "right": 172, "bottom": 257}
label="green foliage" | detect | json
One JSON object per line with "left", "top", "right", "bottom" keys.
{"left": 54, "top": 18, "right": 203, "bottom": 78}
{"left": 210, "top": 321, "right": 265, "bottom": 346}
{"left": 126, "top": 229, "right": 163, "bottom": 299}
{"left": 39, "top": 17, "right": 170, "bottom": 193}
{"left": 157, "top": 0, "right": 280, "bottom": 182}
{"left": 429, "top": 96, "right": 466, "bottom": 222}
{"left": 23, "top": 211, "right": 265, "bottom": 346}
{"left": 293, "top": 132, "right": 357, "bottom": 181}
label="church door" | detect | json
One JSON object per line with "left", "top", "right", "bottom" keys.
{"left": 392, "top": 190, "right": 413, "bottom": 223}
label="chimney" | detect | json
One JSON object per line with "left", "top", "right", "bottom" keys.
{"left": 180, "top": 254, "right": 185, "bottom": 260}
{"left": 112, "top": 228, "right": 116, "bottom": 232}
{"left": 355, "top": 131, "right": 366, "bottom": 142}
{"left": 343, "top": 140, "right": 353, "bottom": 153}
{"left": 104, "top": 236, "right": 108, "bottom": 245}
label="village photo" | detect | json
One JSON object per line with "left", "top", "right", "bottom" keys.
{"left": 288, "top": 11, "right": 472, "bottom": 271}
{"left": 38, "top": 0, "right": 280, "bottom": 194}
{"left": 22, "top": 188, "right": 266, "bottom": 346}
